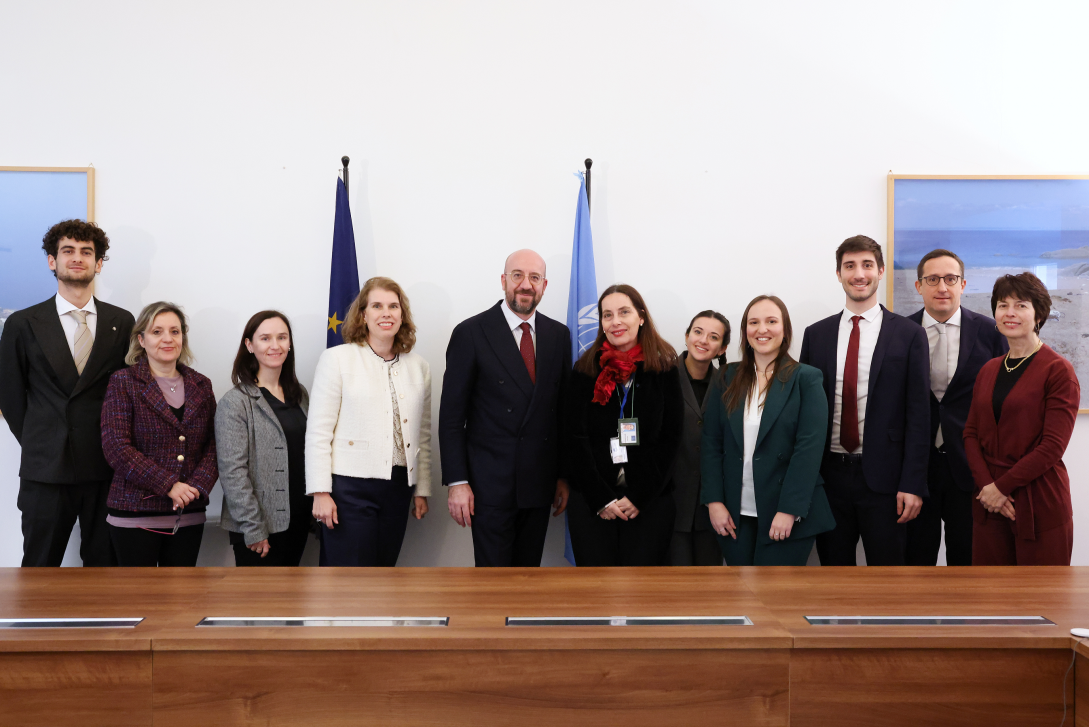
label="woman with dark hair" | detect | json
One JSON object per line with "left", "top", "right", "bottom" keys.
{"left": 306, "top": 277, "right": 432, "bottom": 567}
{"left": 565, "top": 284, "right": 682, "bottom": 566}
{"left": 101, "top": 302, "right": 217, "bottom": 567}
{"left": 700, "top": 296, "right": 834, "bottom": 565}
{"left": 215, "top": 311, "right": 311, "bottom": 567}
{"left": 963, "top": 272, "right": 1080, "bottom": 565}
{"left": 669, "top": 310, "right": 730, "bottom": 566}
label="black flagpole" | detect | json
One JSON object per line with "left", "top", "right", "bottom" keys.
{"left": 342, "top": 156, "right": 350, "bottom": 194}
{"left": 584, "top": 158, "right": 592, "bottom": 212}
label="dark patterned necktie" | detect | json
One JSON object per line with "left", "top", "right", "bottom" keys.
{"left": 840, "top": 315, "right": 861, "bottom": 453}
{"left": 519, "top": 322, "right": 536, "bottom": 384}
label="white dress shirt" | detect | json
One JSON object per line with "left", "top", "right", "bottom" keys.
{"left": 830, "top": 302, "right": 883, "bottom": 454}
{"left": 921, "top": 307, "right": 961, "bottom": 389}
{"left": 740, "top": 384, "right": 765, "bottom": 518}
{"left": 500, "top": 302, "right": 537, "bottom": 353}
{"left": 55, "top": 293, "right": 98, "bottom": 357}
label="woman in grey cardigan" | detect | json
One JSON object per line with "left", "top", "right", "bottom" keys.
{"left": 216, "top": 311, "right": 311, "bottom": 566}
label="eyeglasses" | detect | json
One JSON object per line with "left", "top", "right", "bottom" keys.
{"left": 507, "top": 271, "right": 544, "bottom": 286}
{"left": 920, "top": 274, "right": 962, "bottom": 287}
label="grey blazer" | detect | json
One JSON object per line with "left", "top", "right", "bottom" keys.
{"left": 215, "top": 383, "right": 309, "bottom": 545}
{"left": 671, "top": 353, "right": 716, "bottom": 533}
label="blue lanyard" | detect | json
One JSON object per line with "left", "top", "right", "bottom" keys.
{"left": 617, "top": 379, "right": 633, "bottom": 416}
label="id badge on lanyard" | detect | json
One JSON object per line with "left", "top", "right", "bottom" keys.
{"left": 617, "top": 380, "right": 639, "bottom": 446}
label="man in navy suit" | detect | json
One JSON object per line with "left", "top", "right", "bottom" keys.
{"left": 799, "top": 235, "right": 930, "bottom": 566}
{"left": 905, "top": 249, "right": 1008, "bottom": 566}
{"left": 439, "top": 249, "right": 571, "bottom": 567}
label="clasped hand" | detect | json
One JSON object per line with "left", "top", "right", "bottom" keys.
{"left": 167, "top": 481, "right": 200, "bottom": 510}
{"left": 977, "top": 483, "right": 1015, "bottom": 520}
{"left": 599, "top": 497, "right": 639, "bottom": 521}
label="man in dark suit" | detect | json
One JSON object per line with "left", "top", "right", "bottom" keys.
{"left": 905, "top": 249, "right": 1008, "bottom": 566}
{"left": 439, "top": 249, "right": 571, "bottom": 567}
{"left": 799, "top": 235, "right": 930, "bottom": 566}
{"left": 0, "top": 220, "right": 135, "bottom": 566}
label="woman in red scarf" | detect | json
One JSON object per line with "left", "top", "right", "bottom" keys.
{"left": 565, "top": 284, "right": 682, "bottom": 566}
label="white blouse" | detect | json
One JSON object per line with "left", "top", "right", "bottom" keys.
{"left": 740, "top": 384, "right": 765, "bottom": 518}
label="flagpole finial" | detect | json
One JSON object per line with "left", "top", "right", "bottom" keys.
{"left": 341, "top": 156, "right": 350, "bottom": 167}
{"left": 584, "top": 158, "right": 592, "bottom": 170}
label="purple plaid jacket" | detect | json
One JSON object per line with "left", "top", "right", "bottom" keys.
{"left": 101, "top": 356, "right": 218, "bottom": 513}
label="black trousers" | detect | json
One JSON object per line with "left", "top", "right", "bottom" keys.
{"left": 470, "top": 502, "right": 551, "bottom": 567}
{"left": 816, "top": 455, "right": 906, "bottom": 566}
{"left": 905, "top": 446, "right": 973, "bottom": 566}
{"left": 109, "top": 523, "right": 204, "bottom": 567}
{"left": 670, "top": 529, "right": 724, "bottom": 566}
{"left": 319, "top": 468, "right": 412, "bottom": 567}
{"left": 717, "top": 515, "right": 816, "bottom": 566}
{"left": 232, "top": 507, "right": 311, "bottom": 567}
{"left": 18, "top": 479, "right": 115, "bottom": 567}
{"left": 567, "top": 489, "right": 675, "bottom": 567}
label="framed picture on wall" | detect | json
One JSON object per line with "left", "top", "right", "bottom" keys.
{"left": 887, "top": 174, "right": 1089, "bottom": 411}
{"left": 0, "top": 166, "right": 95, "bottom": 341}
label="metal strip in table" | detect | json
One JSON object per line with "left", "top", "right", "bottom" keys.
{"left": 195, "top": 617, "right": 449, "bottom": 627}
{"left": 0, "top": 617, "right": 144, "bottom": 629}
{"left": 804, "top": 616, "right": 1055, "bottom": 626}
{"left": 505, "top": 616, "right": 753, "bottom": 626}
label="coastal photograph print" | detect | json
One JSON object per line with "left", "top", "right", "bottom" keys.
{"left": 888, "top": 175, "right": 1089, "bottom": 410}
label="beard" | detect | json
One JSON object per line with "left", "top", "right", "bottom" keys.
{"left": 844, "top": 280, "right": 876, "bottom": 302}
{"left": 506, "top": 289, "right": 540, "bottom": 315}
{"left": 57, "top": 266, "right": 96, "bottom": 288}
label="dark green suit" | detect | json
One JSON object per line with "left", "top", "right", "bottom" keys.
{"left": 700, "top": 362, "right": 835, "bottom": 565}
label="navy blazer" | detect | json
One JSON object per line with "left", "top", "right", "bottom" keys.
{"left": 906, "top": 306, "right": 1008, "bottom": 492}
{"left": 799, "top": 305, "right": 931, "bottom": 497}
{"left": 0, "top": 296, "right": 134, "bottom": 484}
{"left": 438, "top": 301, "right": 571, "bottom": 509}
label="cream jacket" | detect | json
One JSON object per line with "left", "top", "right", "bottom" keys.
{"left": 304, "top": 343, "right": 432, "bottom": 496}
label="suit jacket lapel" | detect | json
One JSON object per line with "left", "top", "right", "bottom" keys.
{"left": 946, "top": 308, "right": 977, "bottom": 395}
{"left": 866, "top": 307, "right": 893, "bottom": 404}
{"left": 71, "top": 301, "right": 122, "bottom": 398}
{"left": 677, "top": 353, "right": 705, "bottom": 419}
{"left": 755, "top": 371, "right": 795, "bottom": 450}
{"left": 482, "top": 302, "right": 534, "bottom": 400}
{"left": 29, "top": 302, "right": 79, "bottom": 394}
{"left": 135, "top": 359, "right": 184, "bottom": 431}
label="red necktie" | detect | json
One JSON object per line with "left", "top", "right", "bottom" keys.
{"left": 840, "top": 315, "right": 861, "bottom": 453}
{"left": 519, "top": 322, "right": 536, "bottom": 384}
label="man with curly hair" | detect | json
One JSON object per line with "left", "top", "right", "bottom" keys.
{"left": 0, "top": 219, "right": 134, "bottom": 566}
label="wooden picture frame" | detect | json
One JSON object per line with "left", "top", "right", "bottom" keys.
{"left": 887, "top": 174, "right": 1089, "bottom": 411}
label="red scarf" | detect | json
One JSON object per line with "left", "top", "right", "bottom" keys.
{"left": 592, "top": 342, "right": 644, "bottom": 405}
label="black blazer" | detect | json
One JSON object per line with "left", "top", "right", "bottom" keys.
{"left": 438, "top": 301, "right": 571, "bottom": 509}
{"left": 906, "top": 306, "right": 1008, "bottom": 492}
{"left": 0, "top": 296, "right": 135, "bottom": 484}
{"left": 669, "top": 353, "right": 715, "bottom": 533}
{"left": 799, "top": 305, "right": 930, "bottom": 497}
{"left": 565, "top": 359, "right": 683, "bottom": 513}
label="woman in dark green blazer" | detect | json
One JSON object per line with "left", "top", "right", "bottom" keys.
{"left": 700, "top": 295, "right": 835, "bottom": 565}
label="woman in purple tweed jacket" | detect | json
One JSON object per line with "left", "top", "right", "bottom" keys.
{"left": 101, "top": 302, "right": 217, "bottom": 566}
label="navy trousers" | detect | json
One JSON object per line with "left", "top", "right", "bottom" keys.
{"left": 319, "top": 467, "right": 413, "bottom": 567}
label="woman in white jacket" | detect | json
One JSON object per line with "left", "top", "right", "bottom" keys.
{"left": 306, "top": 277, "right": 431, "bottom": 566}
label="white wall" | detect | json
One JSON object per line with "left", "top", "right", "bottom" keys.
{"left": 2, "top": 0, "right": 1088, "bottom": 567}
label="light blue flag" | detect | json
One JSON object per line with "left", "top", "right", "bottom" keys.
{"left": 564, "top": 172, "right": 597, "bottom": 565}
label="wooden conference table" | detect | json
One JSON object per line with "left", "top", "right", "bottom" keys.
{"left": 0, "top": 566, "right": 1087, "bottom": 726}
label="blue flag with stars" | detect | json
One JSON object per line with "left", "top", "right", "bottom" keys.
{"left": 327, "top": 177, "right": 359, "bottom": 347}
{"left": 564, "top": 171, "right": 597, "bottom": 565}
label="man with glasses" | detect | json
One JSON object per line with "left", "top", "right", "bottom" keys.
{"left": 439, "top": 249, "right": 571, "bottom": 566}
{"left": 905, "top": 249, "right": 1007, "bottom": 565}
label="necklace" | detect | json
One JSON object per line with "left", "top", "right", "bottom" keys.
{"left": 169, "top": 384, "right": 178, "bottom": 392}
{"left": 1003, "top": 340, "right": 1042, "bottom": 373}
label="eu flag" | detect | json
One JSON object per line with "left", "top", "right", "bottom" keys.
{"left": 327, "top": 177, "right": 359, "bottom": 348}
{"left": 564, "top": 171, "right": 598, "bottom": 565}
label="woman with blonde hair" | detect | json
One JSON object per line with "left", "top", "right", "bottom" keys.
{"left": 306, "top": 277, "right": 432, "bottom": 566}
{"left": 101, "top": 302, "right": 218, "bottom": 566}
